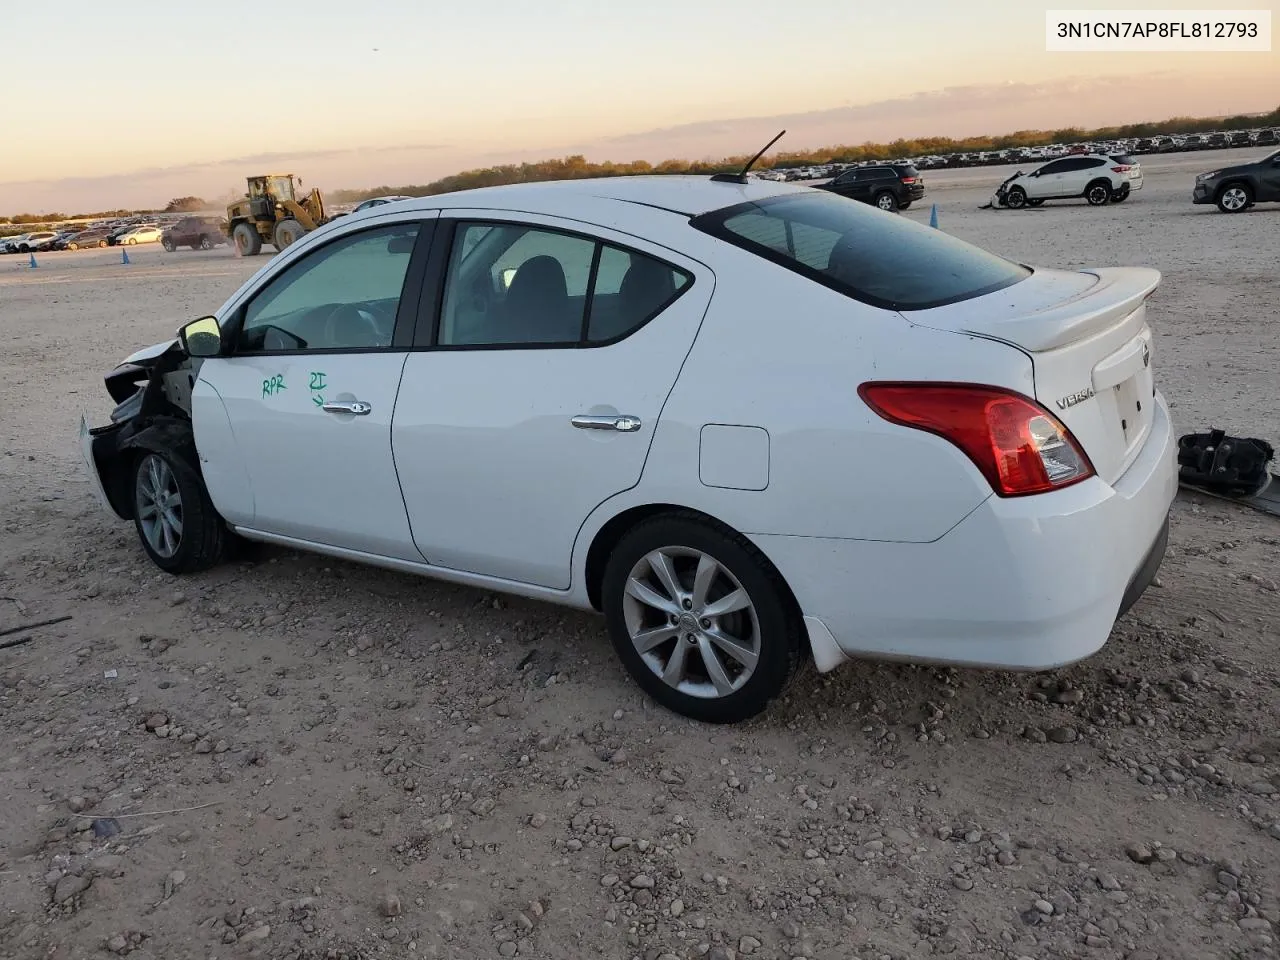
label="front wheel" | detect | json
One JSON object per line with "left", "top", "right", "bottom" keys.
{"left": 273, "top": 218, "right": 305, "bottom": 250}
{"left": 98, "top": 240, "right": 108, "bottom": 248}
{"left": 233, "top": 222, "right": 262, "bottom": 256}
{"left": 1217, "top": 183, "right": 1252, "bottom": 213}
{"left": 199, "top": 235, "right": 214, "bottom": 250}
{"left": 602, "top": 513, "right": 803, "bottom": 724}
{"left": 162, "top": 239, "right": 175, "bottom": 252}
{"left": 874, "top": 192, "right": 899, "bottom": 212}
{"left": 1085, "top": 181, "right": 1111, "bottom": 206}
{"left": 131, "top": 450, "right": 229, "bottom": 574}
{"left": 1005, "top": 186, "right": 1027, "bottom": 209}
{"left": 127, "top": 237, "right": 138, "bottom": 245}
{"left": 67, "top": 243, "right": 79, "bottom": 251}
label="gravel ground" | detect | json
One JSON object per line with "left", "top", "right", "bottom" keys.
{"left": 1, "top": 148, "right": 1278, "bottom": 960}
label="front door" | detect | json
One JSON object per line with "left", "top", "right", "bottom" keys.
{"left": 192, "top": 217, "right": 436, "bottom": 560}
{"left": 1259, "top": 154, "right": 1280, "bottom": 201}
{"left": 392, "top": 213, "right": 713, "bottom": 589}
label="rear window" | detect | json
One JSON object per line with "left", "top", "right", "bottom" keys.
{"left": 690, "top": 191, "right": 1030, "bottom": 311}
{"left": 1110, "top": 155, "right": 1136, "bottom": 165}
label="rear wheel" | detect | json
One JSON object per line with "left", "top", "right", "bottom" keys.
{"left": 98, "top": 240, "right": 108, "bottom": 248}
{"left": 273, "top": 218, "right": 305, "bottom": 251}
{"left": 233, "top": 222, "right": 262, "bottom": 256}
{"left": 601, "top": 513, "right": 803, "bottom": 724}
{"left": 1111, "top": 186, "right": 1130, "bottom": 203}
{"left": 162, "top": 238, "right": 175, "bottom": 252}
{"left": 131, "top": 450, "right": 230, "bottom": 574}
{"left": 874, "top": 192, "right": 899, "bottom": 212}
{"left": 1085, "top": 180, "right": 1111, "bottom": 206}
{"left": 127, "top": 237, "right": 138, "bottom": 245}
{"left": 1005, "top": 186, "right": 1027, "bottom": 209}
{"left": 199, "top": 235, "right": 214, "bottom": 250}
{"left": 67, "top": 243, "right": 79, "bottom": 251}
{"left": 1216, "top": 182, "right": 1252, "bottom": 213}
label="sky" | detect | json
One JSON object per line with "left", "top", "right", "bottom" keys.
{"left": 2, "top": 0, "right": 1276, "bottom": 214}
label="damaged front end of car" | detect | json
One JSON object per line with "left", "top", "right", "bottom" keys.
{"left": 79, "top": 337, "right": 201, "bottom": 521}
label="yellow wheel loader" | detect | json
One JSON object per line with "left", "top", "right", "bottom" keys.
{"left": 224, "top": 174, "right": 329, "bottom": 256}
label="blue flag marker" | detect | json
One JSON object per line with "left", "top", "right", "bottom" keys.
{"left": 929, "top": 204, "right": 939, "bottom": 229}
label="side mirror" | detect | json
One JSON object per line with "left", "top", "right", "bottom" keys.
{"left": 179, "top": 316, "right": 223, "bottom": 358}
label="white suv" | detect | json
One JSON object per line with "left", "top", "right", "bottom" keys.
{"left": 1002, "top": 154, "right": 1140, "bottom": 208}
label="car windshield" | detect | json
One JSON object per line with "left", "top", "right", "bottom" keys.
{"left": 691, "top": 191, "right": 1030, "bottom": 311}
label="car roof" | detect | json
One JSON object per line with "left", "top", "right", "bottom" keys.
{"left": 381, "top": 175, "right": 811, "bottom": 219}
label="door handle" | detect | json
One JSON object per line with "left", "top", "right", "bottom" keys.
{"left": 322, "top": 400, "right": 372, "bottom": 416}
{"left": 572, "top": 414, "right": 642, "bottom": 432}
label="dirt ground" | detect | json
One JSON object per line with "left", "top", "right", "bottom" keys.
{"left": 1, "top": 149, "right": 1278, "bottom": 960}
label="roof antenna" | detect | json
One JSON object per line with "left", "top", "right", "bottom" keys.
{"left": 711, "top": 129, "right": 786, "bottom": 184}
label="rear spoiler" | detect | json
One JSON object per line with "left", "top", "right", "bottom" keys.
{"left": 960, "top": 267, "right": 1160, "bottom": 353}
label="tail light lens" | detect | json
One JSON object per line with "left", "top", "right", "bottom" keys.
{"left": 858, "top": 382, "right": 1095, "bottom": 497}
{"left": 900, "top": 176, "right": 918, "bottom": 183}
{"left": 1111, "top": 165, "right": 1131, "bottom": 173}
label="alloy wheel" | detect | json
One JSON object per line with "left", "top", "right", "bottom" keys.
{"left": 1220, "top": 187, "right": 1248, "bottom": 211}
{"left": 622, "top": 547, "right": 761, "bottom": 699}
{"left": 135, "top": 454, "right": 183, "bottom": 559}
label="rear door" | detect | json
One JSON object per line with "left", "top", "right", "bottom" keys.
{"left": 392, "top": 212, "right": 713, "bottom": 589}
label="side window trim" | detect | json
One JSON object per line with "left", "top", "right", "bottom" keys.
{"left": 222, "top": 218, "right": 436, "bottom": 357}
{"left": 414, "top": 214, "right": 696, "bottom": 352}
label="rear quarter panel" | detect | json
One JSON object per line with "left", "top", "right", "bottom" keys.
{"left": 589, "top": 245, "right": 1037, "bottom": 544}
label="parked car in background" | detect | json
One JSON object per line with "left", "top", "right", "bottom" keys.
{"left": 0, "top": 235, "right": 28, "bottom": 253}
{"left": 1192, "top": 148, "right": 1280, "bottom": 213}
{"left": 117, "top": 226, "right": 162, "bottom": 245}
{"left": 162, "top": 216, "right": 227, "bottom": 251}
{"left": 354, "top": 195, "right": 413, "bottom": 212}
{"left": 64, "top": 228, "right": 114, "bottom": 250}
{"left": 815, "top": 163, "right": 925, "bottom": 211}
{"left": 14, "top": 231, "right": 57, "bottom": 252}
{"left": 997, "top": 155, "right": 1134, "bottom": 208}
{"left": 80, "top": 175, "right": 1174, "bottom": 723}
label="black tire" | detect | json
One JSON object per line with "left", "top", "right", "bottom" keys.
{"left": 67, "top": 243, "right": 79, "bottom": 251}
{"left": 873, "top": 191, "right": 899, "bottom": 213}
{"left": 1085, "top": 180, "right": 1111, "bottom": 206}
{"left": 601, "top": 512, "right": 804, "bottom": 724}
{"left": 98, "top": 240, "right": 108, "bottom": 248}
{"left": 1005, "top": 186, "right": 1027, "bottom": 209}
{"left": 233, "top": 222, "right": 262, "bottom": 256}
{"left": 1110, "top": 186, "right": 1130, "bottom": 203}
{"left": 1025, "top": 198, "right": 1044, "bottom": 207}
{"left": 273, "top": 218, "right": 305, "bottom": 250}
{"left": 199, "top": 235, "right": 214, "bottom": 250}
{"left": 130, "top": 449, "right": 230, "bottom": 575}
{"left": 162, "top": 239, "right": 175, "bottom": 252}
{"left": 1216, "top": 182, "right": 1252, "bottom": 213}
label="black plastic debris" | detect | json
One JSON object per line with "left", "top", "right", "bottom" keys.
{"left": 90, "top": 818, "right": 122, "bottom": 838}
{"left": 1178, "top": 429, "right": 1279, "bottom": 517}
{"left": 1178, "top": 430, "right": 1273, "bottom": 496}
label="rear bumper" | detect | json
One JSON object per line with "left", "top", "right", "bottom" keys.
{"left": 754, "top": 391, "right": 1177, "bottom": 671}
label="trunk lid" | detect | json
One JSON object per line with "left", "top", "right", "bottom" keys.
{"left": 905, "top": 266, "right": 1160, "bottom": 484}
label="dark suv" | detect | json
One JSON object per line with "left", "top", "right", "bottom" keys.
{"left": 161, "top": 216, "right": 227, "bottom": 251}
{"left": 816, "top": 164, "right": 925, "bottom": 212}
{"left": 1192, "top": 148, "right": 1280, "bottom": 213}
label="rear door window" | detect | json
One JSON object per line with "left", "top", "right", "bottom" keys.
{"left": 691, "top": 192, "right": 1030, "bottom": 311}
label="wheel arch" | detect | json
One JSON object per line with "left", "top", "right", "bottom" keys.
{"left": 581, "top": 502, "right": 806, "bottom": 631}
{"left": 1215, "top": 178, "right": 1254, "bottom": 200}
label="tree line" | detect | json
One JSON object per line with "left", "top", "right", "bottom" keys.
{"left": 4, "top": 104, "right": 1276, "bottom": 221}
{"left": 330, "top": 104, "right": 1280, "bottom": 204}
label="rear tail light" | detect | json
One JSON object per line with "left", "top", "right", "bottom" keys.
{"left": 1111, "top": 165, "right": 1131, "bottom": 173}
{"left": 900, "top": 176, "right": 917, "bottom": 183}
{"left": 858, "top": 382, "right": 1095, "bottom": 497}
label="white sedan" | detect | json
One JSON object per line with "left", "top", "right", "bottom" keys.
{"left": 80, "top": 175, "right": 1176, "bottom": 723}
{"left": 117, "top": 226, "right": 162, "bottom": 245}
